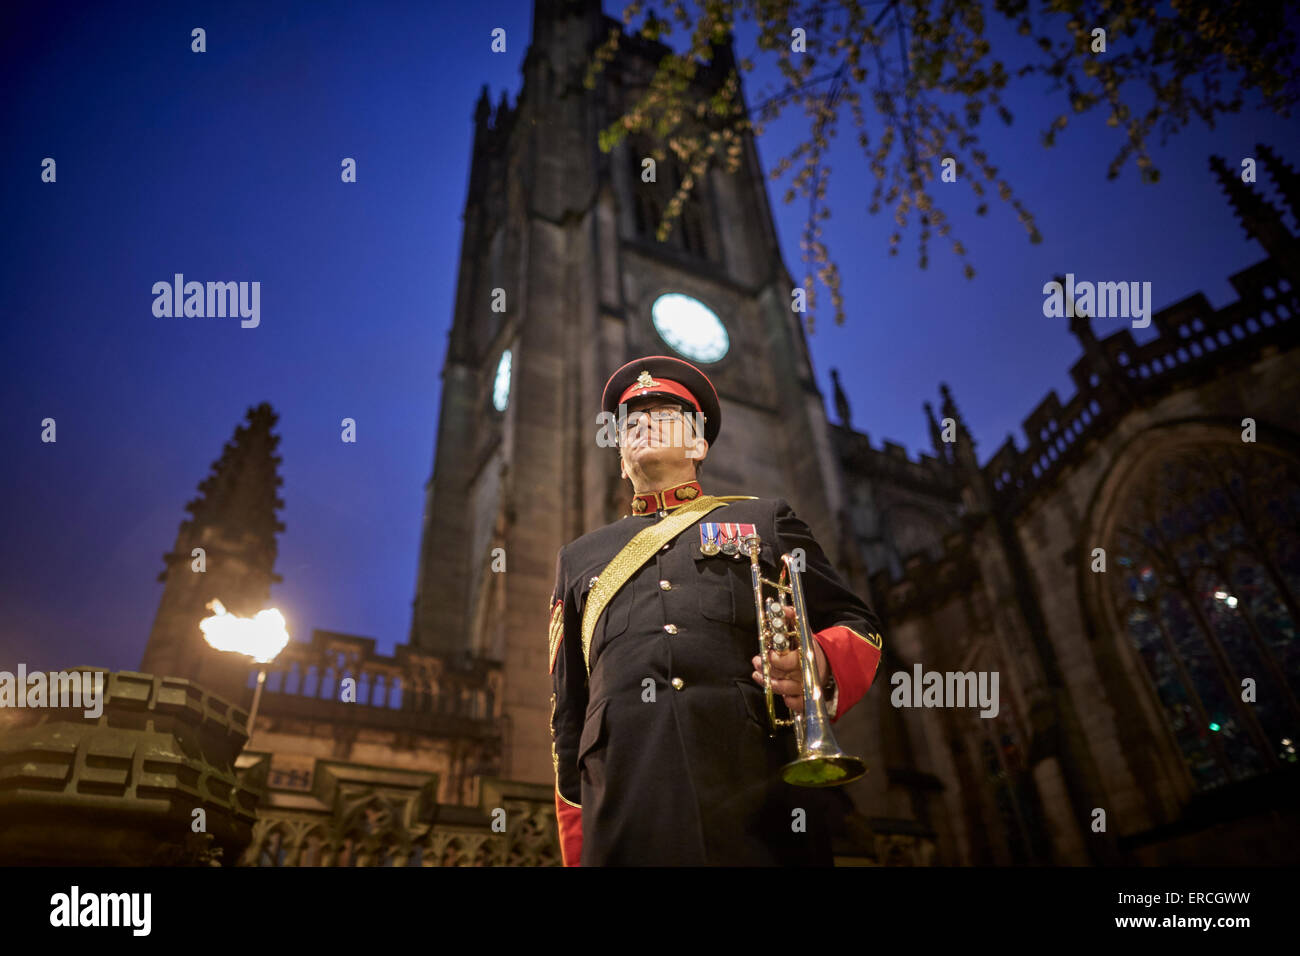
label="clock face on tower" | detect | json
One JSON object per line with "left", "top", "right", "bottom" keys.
{"left": 651, "top": 293, "right": 729, "bottom": 363}
{"left": 492, "top": 349, "right": 512, "bottom": 411}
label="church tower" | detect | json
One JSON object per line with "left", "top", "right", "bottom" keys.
{"left": 410, "top": 0, "right": 854, "bottom": 785}
{"left": 140, "top": 402, "right": 286, "bottom": 702}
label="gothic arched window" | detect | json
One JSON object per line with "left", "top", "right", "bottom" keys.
{"left": 257, "top": 826, "right": 289, "bottom": 867}
{"left": 298, "top": 830, "right": 324, "bottom": 867}
{"left": 1108, "top": 441, "right": 1300, "bottom": 791}
{"left": 627, "top": 140, "right": 714, "bottom": 262}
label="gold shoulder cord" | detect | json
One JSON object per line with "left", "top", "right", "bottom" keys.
{"left": 547, "top": 601, "right": 565, "bottom": 673}
{"left": 579, "top": 494, "right": 756, "bottom": 675}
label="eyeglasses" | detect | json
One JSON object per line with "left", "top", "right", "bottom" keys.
{"left": 618, "top": 403, "right": 700, "bottom": 439}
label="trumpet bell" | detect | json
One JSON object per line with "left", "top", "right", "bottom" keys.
{"left": 781, "top": 753, "right": 867, "bottom": 788}
{"left": 780, "top": 692, "right": 867, "bottom": 786}
{"left": 745, "top": 532, "right": 870, "bottom": 789}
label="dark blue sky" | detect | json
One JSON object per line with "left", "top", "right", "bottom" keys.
{"left": 3, "top": 1, "right": 1297, "bottom": 674}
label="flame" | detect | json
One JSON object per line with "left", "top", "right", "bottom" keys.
{"left": 199, "top": 598, "right": 290, "bottom": 663}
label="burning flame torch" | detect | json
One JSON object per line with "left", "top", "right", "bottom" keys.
{"left": 199, "top": 599, "right": 290, "bottom": 735}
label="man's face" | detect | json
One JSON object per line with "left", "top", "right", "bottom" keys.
{"left": 618, "top": 398, "right": 707, "bottom": 476}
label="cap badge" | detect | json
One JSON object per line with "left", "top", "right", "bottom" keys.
{"left": 636, "top": 370, "right": 660, "bottom": 389}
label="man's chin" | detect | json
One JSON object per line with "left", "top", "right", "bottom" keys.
{"left": 629, "top": 447, "right": 689, "bottom": 471}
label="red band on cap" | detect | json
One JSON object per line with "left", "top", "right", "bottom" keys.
{"left": 616, "top": 377, "right": 702, "bottom": 413}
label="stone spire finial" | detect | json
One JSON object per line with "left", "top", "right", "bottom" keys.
{"left": 1256, "top": 143, "right": 1300, "bottom": 222}
{"left": 924, "top": 400, "right": 948, "bottom": 463}
{"left": 179, "top": 402, "right": 285, "bottom": 562}
{"left": 937, "top": 383, "right": 990, "bottom": 512}
{"left": 1210, "top": 154, "right": 1291, "bottom": 243}
{"left": 939, "top": 382, "right": 966, "bottom": 435}
{"left": 1055, "top": 272, "right": 1096, "bottom": 345}
{"left": 830, "top": 368, "right": 851, "bottom": 428}
{"left": 1211, "top": 153, "right": 1300, "bottom": 284}
{"left": 1068, "top": 309, "right": 1095, "bottom": 344}
{"left": 141, "top": 403, "right": 286, "bottom": 702}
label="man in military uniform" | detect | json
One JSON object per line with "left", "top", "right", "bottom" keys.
{"left": 549, "top": 355, "right": 884, "bottom": 866}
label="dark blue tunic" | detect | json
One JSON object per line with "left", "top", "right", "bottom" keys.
{"left": 549, "top": 496, "right": 883, "bottom": 866}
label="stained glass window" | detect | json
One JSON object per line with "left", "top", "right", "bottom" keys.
{"left": 1109, "top": 443, "right": 1300, "bottom": 791}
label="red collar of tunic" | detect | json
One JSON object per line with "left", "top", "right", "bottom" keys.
{"left": 630, "top": 480, "right": 704, "bottom": 515}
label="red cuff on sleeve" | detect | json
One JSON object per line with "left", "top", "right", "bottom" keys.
{"left": 813, "top": 625, "right": 883, "bottom": 722}
{"left": 554, "top": 789, "right": 583, "bottom": 866}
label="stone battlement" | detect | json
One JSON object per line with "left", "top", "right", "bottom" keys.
{"left": 832, "top": 423, "right": 959, "bottom": 497}
{"left": 986, "top": 254, "right": 1298, "bottom": 514}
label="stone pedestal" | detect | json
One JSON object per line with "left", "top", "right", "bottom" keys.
{"left": 0, "top": 669, "right": 258, "bottom": 865}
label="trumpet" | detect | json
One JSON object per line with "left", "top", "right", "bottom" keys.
{"left": 743, "top": 532, "right": 867, "bottom": 788}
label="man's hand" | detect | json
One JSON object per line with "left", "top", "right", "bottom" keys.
{"left": 750, "top": 608, "right": 828, "bottom": 715}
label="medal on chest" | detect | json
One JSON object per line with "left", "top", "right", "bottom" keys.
{"left": 700, "top": 522, "right": 757, "bottom": 558}
{"left": 700, "top": 522, "right": 720, "bottom": 555}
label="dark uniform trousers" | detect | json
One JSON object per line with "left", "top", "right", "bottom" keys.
{"left": 549, "top": 497, "right": 884, "bottom": 866}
